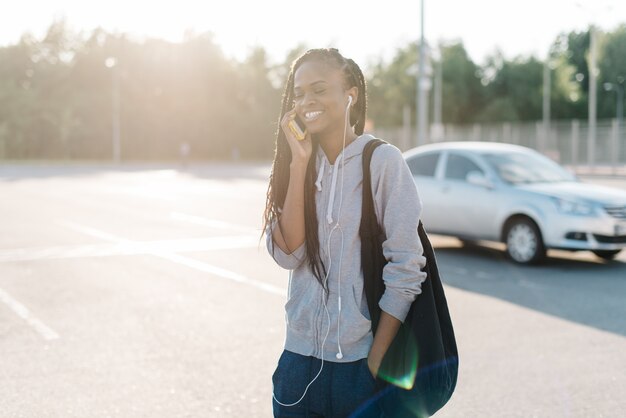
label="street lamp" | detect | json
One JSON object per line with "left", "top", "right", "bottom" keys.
{"left": 573, "top": 1, "right": 614, "bottom": 166}
{"left": 432, "top": 47, "right": 443, "bottom": 142}
{"left": 604, "top": 80, "right": 624, "bottom": 171}
{"left": 105, "top": 57, "right": 121, "bottom": 164}
{"left": 542, "top": 53, "right": 558, "bottom": 152}
{"left": 416, "top": 0, "right": 431, "bottom": 146}
{"left": 588, "top": 25, "right": 598, "bottom": 166}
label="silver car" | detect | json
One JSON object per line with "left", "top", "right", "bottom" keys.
{"left": 403, "top": 142, "right": 626, "bottom": 264}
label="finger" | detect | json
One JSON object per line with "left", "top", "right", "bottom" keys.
{"left": 281, "top": 110, "right": 296, "bottom": 128}
{"left": 280, "top": 116, "right": 298, "bottom": 144}
{"left": 284, "top": 108, "right": 296, "bottom": 120}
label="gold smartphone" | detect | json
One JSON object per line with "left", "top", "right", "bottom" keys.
{"left": 288, "top": 115, "right": 307, "bottom": 141}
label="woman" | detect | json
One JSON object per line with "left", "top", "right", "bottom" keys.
{"left": 262, "top": 48, "right": 427, "bottom": 418}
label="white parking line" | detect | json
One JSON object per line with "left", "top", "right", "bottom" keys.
{"left": 170, "top": 212, "right": 260, "bottom": 234}
{"left": 0, "top": 287, "right": 60, "bottom": 341}
{"left": 60, "top": 221, "right": 285, "bottom": 297}
{"left": 155, "top": 252, "right": 284, "bottom": 296}
{"left": 0, "top": 234, "right": 263, "bottom": 263}
{"left": 58, "top": 222, "right": 126, "bottom": 243}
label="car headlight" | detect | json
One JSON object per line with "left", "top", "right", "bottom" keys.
{"left": 552, "top": 198, "right": 596, "bottom": 216}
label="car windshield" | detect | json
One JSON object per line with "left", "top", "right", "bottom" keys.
{"left": 482, "top": 151, "right": 576, "bottom": 184}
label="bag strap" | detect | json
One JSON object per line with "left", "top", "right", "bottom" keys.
{"left": 360, "top": 138, "right": 426, "bottom": 330}
{"left": 360, "top": 138, "right": 387, "bottom": 237}
{"left": 360, "top": 138, "right": 388, "bottom": 330}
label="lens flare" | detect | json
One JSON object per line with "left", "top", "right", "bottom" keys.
{"left": 376, "top": 325, "right": 419, "bottom": 390}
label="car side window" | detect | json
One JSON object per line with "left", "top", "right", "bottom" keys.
{"left": 445, "top": 154, "right": 484, "bottom": 181}
{"left": 407, "top": 152, "right": 440, "bottom": 177}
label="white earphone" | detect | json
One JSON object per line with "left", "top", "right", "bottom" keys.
{"left": 335, "top": 93, "right": 353, "bottom": 361}
{"left": 273, "top": 90, "right": 354, "bottom": 408}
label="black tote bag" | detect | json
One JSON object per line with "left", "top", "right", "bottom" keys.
{"left": 359, "top": 138, "right": 458, "bottom": 417}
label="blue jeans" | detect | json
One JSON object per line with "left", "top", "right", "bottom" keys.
{"left": 271, "top": 350, "right": 383, "bottom": 418}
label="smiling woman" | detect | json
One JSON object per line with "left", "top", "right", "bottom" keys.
{"left": 261, "top": 48, "right": 430, "bottom": 417}
{"left": 292, "top": 62, "right": 360, "bottom": 147}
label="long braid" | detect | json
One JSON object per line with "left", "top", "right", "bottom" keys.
{"left": 261, "top": 48, "right": 368, "bottom": 288}
{"left": 345, "top": 58, "right": 367, "bottom": 135}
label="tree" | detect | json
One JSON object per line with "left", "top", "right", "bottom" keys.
{"left": 549, "top": 30, "right": 590, "bottom": 120}
{"left": 2, "top": 21, "right": 625, "bottom": 161}
{"left": 598, "top": 25, "right": 626, "bottom": 119}
{"left": 438, "top": 41, "right": 483, "bottom": 124}
{"left": 236, "top": 46, "right": 282, "bottom": 159}
{"left": 478, "top": 52, "right": 543, "bottom": 122}
{"left": 366, "top": 43, "right": 418, "bottom": 127}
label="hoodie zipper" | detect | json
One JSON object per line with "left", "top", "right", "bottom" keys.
{"left": 315, "top": 159, "right": 337, "bottom": 358}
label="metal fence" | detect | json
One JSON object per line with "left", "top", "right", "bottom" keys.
{"left": 373, "top": 119, "right": 626, "bottom": 175}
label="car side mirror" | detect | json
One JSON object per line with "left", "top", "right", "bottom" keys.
{"left": 466, "top": 171, "right": 493, "bottom": 189}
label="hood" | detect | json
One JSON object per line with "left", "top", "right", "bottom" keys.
{"left": 516, "top": 181, "right": 626, "bottom": 206}
{"left": 315, "top": 133, "right": 375, "bottom": 168}
{"left": 315, "top": 134, "right": 375, "bottom": 225}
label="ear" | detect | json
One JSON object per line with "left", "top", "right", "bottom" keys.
{"left": 346, "top": 86, "right": 358, "bottom": 106}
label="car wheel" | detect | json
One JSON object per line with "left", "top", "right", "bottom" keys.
{"left": 592, "top": 249, "right": 622, "bottom": 260}
{"left": 505, "top": 218, "right": 546, "bottom": 264}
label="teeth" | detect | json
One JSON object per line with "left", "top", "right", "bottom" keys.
{"left": 305, "top": 111, "right": 323, "bottom": 120}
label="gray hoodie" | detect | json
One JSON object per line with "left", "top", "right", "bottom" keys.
{"left": 266, "top": 134, "right": 427, "bottom": 363}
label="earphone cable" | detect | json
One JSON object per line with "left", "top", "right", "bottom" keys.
{"left": 272, "top": 95, "right": 352, "bottom": 407}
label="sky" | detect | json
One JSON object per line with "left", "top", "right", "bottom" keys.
{"left": 1, "top": 0, "right": 624, "bottom": 68}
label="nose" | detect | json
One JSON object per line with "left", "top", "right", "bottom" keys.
{"left": 301, "top": 91, "right": 317, "bottom": 108}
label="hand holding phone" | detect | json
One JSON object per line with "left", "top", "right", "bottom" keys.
{"left": 280, "top": 108, "right": 312, "bottom": 164}
{"left": 287, "top": 114, "right": 307, "bottom": 141}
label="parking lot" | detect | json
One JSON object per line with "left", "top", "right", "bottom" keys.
{"left": 1, "top": 163, "right": 625, "bottom": 417}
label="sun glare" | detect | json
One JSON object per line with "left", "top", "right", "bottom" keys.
{"left": 2, "top": 0, "right": 625, "bottom": 66}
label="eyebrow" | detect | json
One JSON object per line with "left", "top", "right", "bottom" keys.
{"left": 294, "top": 80, "right": 328, "bottom": 91}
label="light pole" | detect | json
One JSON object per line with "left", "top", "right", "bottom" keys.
{"left": 588, "top": 25, "right": 598, "bottom": 166}
{"left": 416, "top": 0, "right": 430, "bottom": 146}
{"left": 542, "top": 53, "right": 553, "bottom": 153}
{"left": 432, "top": 47, "right": 443, "bottom": 142}
{"left": 573, "top": 2, "right": 614, "bottom": 166}
{"left": 604, "top": 80, "right": 624, "bottom": 163}
{"left": 105, "top": 57, "right": 121, "bottom": 164}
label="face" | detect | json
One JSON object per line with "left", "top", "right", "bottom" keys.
{"left": 292, "top": 61, "right": 357, "bottom": 136}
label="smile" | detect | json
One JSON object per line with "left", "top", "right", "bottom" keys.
{"left": 304, "top": 111, "right": 324, "bottom": 121}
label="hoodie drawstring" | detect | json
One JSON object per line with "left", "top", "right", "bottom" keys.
{"left": 315, "top": 158, "right": 325, "bottom": 192}
{"left": 326, "top": 154, "right": 342, "bottom": 224}
{"left": 314, "top": 154, "right": 343, "bottom": 225}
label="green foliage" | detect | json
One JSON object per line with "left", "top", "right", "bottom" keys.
{"left": 438, "top": 42, "right": 483, "bottom": 124}
{"left": 236, "top": 46, "right": 282, "bottom": 159}
{"left": 0, "top": 20, "right": 280, "bottom": 161}
{"left": 0, "top": 21, "right": 624, "bottom": 160}
{"left": 598, "top": 25, "right": 626, "bottom": 119}
{"left": 549, "top": 30, "right": 590, "bottom": 119}
{"left": 366, "top": 43, "right": 418, "bottom": 127}
{"left": 480, "top": 54, "right": 544, "bottom": 121}
{"left": 475, "top": 97, "right": 519, "bottom": 123}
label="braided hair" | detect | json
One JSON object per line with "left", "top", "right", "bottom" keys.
{"left": 261, "top": 48, "right": 368, "bottom": 289}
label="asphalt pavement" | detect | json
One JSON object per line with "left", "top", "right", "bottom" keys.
{"left": 0, "top": 162, "right": 624, "bottom": 417}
